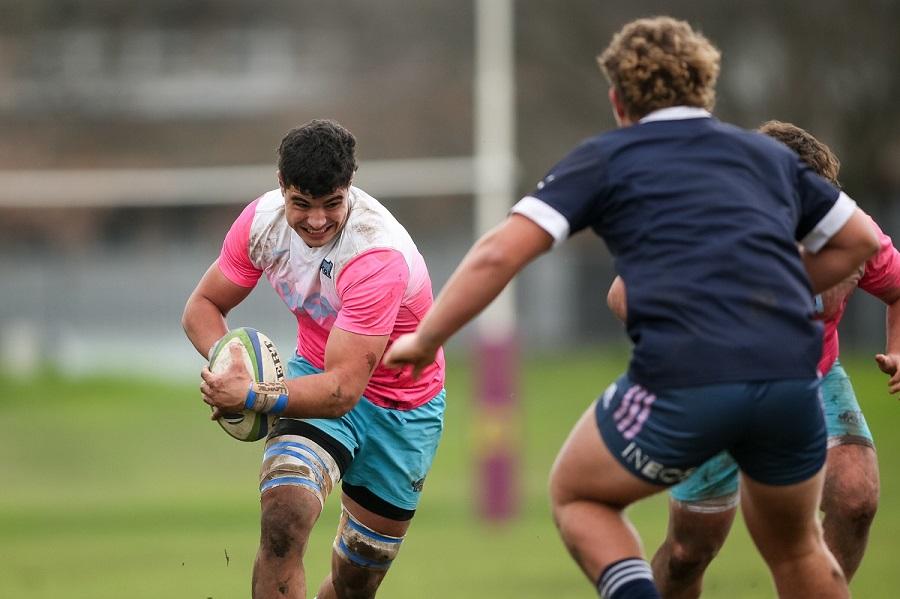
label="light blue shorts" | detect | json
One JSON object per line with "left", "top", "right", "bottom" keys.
{"left": 269, "top": 355, "right": 445, "bottom": 519}
{"left": 670, "top": 360, "right": 874, "bottom": 504}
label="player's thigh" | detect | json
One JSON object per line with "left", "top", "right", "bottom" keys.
{"left": 550, "top": 400, "right": 663, "bottom": 508}
{"left": 740, "top": 469, "right": 825, "bottom": 560}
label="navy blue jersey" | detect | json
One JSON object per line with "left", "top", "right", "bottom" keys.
{"left": 513, "top": 110, "right": 853, "bottom": 388}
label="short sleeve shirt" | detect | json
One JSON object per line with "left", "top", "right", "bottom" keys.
{"left": 217, "top": 187, "right": 445, "bottom": 409}
{"left": 512, "top": 108, "right": 853, "bottom": 388}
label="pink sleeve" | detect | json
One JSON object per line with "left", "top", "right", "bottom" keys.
{"left": 335, "top": 249, "right": 410, "bottom": 336}
{"left": 858, "top": 217, "right": 900, "bottom": 299}
{"left": 218, "top": 199, "right": 263, "bottom": 288}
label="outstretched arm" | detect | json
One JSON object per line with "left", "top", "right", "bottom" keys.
{"left": 383, "top": 214, "right": 554, "bottom": 376}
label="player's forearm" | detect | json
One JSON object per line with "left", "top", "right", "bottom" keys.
{"left": 416, "top": 231, "right": 526, "bottom": 351}
{"left": 280, "top": 369, "right": 364, "bottom": 419}
{"left": 804, "top": 249, "right": 872, "bottom": 294}
{"left": 182, "top": 294, "right": 229, "bottom": 358}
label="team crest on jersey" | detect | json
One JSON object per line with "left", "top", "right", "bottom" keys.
{"left": 320, "top": 259, "right": 334, "bottom": 279}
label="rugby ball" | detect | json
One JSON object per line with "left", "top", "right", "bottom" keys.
{"left": 208, "top": 327, "right": 285, "bottom": 442}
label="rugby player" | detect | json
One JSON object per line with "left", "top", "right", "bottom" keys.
{"left": 384, "top": 17, "right": 879, "bottom": 599}
{"left": 606, "top": 121, "right": 900, "bottom": 598}
{"left": 183, "top": 119, "right": 446, "bottom": 599}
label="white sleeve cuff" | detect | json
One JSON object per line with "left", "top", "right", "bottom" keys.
{"left": 800, "top": 191, "right": 857, "bottom": 254}
{"left": 510, "top": 196, "right": 570, "bottom": 247}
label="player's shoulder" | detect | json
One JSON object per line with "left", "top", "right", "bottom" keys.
{"left": 246, "top": 189, "right": 287, "bottom": 229}
{"left": 254, "top": 189, "right": 285, "bottom": 214}
{"left": 332, "top": 187, "right": 417, "bottom": 266}
{"left": 343, "top": 187, "right": 406, "bottom": 243}
{"left": 245, "top": 189, "right": 291, "bottom": 253}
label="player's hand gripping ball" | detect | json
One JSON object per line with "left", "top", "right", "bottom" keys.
{"left": 208, "top": 327, "right": 285, "bottom": 441}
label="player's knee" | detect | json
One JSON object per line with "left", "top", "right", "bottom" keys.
{"left": 664, "top": 538, "right": 719, "bottom": 581}
{"left": 823, "top": 470, "right": 879, "bottom": 530}
{"left": 548, "top": 461, "right": 577, "bottom": 516}
{"left": 333, "top": 508, "right": 404, "bottom": 572}
{"left": 258, "top": 435, "right": 342, "bottom": 508}
{"left": 828, "top": 492, "right": 878, "bottom": 530}
{"left": 259, "top": 493, "right": 318, "bottom": 559}
{"left": 547, "top": 487, "right": 574, "bottom": 534}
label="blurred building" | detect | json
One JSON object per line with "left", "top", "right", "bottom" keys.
{"left": 1, "top": 0, "right": 899, "bottom": 377}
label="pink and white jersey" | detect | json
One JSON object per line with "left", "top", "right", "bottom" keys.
{"left": 217, "top": 186, "right": 445, "bottom": 410}
{"left": 819, "top": 216, "right": 900, "bottom": 374}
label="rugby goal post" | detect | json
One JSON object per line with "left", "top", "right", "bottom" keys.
{"left": 472, "top": 0, "right": 519, "bottom": 522}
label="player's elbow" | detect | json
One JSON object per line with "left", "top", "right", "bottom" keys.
{"left": 328, "top": 396, "right": 359, "bottom": 418}
{"left": 325, "top": 381, "right": 363, "bottom": 418}
{"left": 471, "top": 232, "right": 519, "bottom": 274}
{"left": 844, "top": 209, "right": 880, "bottom": 261}
{"left": 181, "top": 291, "right": 211, "bottom": 330}
{"left": 180, "top": 297, "right": 200, "bottom": 338}
{"left": 862, "top": 225, "right": 880, "bottom": 259}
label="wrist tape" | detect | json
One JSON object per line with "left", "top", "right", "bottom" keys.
{"left": 245, "top": 381, "right": 289, "bottom": 414}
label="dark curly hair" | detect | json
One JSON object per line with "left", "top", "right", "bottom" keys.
{"left": 277, "top": 119, "right": 358, "bottom": 197}
{"left": 598, "top": 16, "right": 720, "bottom": 121}
{"left": 758, "top": 120, "right": 840, "bottom": 185}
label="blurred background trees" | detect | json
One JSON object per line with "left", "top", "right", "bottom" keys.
{"left": 2, "top": 0, "right": 898, "bottom": 375}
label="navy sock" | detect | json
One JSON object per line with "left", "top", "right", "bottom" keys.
{"left": 596, "top": 558, "right": 660, "bottom": 599}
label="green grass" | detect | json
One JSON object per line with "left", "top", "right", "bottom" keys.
{"left": 1, "top": 349, "right": 898, "bottom": 598}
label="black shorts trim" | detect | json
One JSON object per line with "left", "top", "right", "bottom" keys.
{"left": 269, "top": 418, "right": 352, "bottom": 476}
{"left": 343, "top": 482, "right": 416, "bottom": 521}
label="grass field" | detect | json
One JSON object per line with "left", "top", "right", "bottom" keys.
{"left": 1, "top": 348, "right": 898, "bottom": 598}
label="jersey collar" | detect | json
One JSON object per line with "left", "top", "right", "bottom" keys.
{"left": 639, "top": 106, "right": 712, "bottom": 123}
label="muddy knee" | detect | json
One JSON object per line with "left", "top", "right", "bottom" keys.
{"left": 259, "top": 490, "right": 319, "bottom": 559}
{"left": 827, "top": 494, "right": 878, "bottom": 532}
{"left": 665, "top": 540, "right": 718, "bottom": 580}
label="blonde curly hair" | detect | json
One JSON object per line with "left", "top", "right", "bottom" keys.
{"left": 598, "top": 17, "right": 720, "bottom": 121}
{"left": 758, "top": 120, "right": 841, "bottom": 185}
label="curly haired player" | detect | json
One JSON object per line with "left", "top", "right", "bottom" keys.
{"left": 607, "top": 121, "right": 900, "bottom": 598}
{"left": 384, "top": 17, "right": 878, "bottom": 599}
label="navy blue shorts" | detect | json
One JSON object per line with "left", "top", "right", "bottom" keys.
{"left": 595, "top": 373, "right": 826, "bottom": 487}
